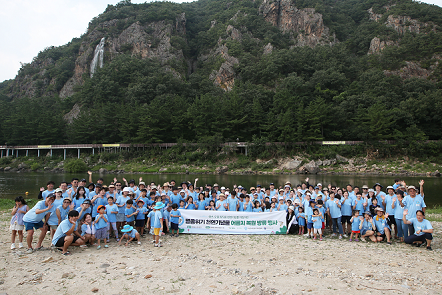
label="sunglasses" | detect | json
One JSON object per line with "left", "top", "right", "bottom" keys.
{"left": 63, "top": 201, "right": 71, "bottom": 203}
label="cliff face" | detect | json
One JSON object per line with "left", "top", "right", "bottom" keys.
{"left": 259, "top": 0, "right": 335, "bottom": 47}
{"left": 10, "top": 14, "right": 188, "bottom": 100}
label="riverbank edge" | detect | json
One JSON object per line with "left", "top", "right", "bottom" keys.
{"left": 1, "top": 154, "right": 441, "bottom": 177}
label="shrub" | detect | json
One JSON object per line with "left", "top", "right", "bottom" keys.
{"left": 64, "top": 159, "right": 88, "bottom": 173}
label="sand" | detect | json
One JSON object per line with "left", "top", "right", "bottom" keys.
{"left": 0, "top": 210, "right": 441, "bottom": 295}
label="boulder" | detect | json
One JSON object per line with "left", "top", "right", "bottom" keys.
{"left": 283, "top": 159, "right": 302, "bottom": 170}
{"left": 215, "top": 166, "right": 228, "bottom": 174}
{"left": 304, "top": 160, "right": 319, "bottom": 174}
{"left": 336, "top": 154, "right": 349, "bottom": 163}
{"left": 98, "top": 168, "right": 108, "bottom": 173}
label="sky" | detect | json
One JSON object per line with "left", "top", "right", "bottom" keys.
{"left": 0, "top": 0, "right": 441, "bottom": 82}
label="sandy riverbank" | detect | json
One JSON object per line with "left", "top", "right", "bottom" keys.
{"left": 0, "top": 210, "right": 441, "bottom": 295}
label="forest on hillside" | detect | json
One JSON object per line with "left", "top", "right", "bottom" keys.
{"left": 0, "top": 0, "right": 441, "bottom": 149}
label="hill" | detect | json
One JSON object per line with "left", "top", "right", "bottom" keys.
{"left": 0, "top": 0, "right": 441, "bottom": 146}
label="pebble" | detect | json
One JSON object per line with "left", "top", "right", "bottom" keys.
{"left": 91, "top": 288, "right": 99, "bottom": 293}
{"left": 100, "top": 263, "right": 110, "bottom": 268}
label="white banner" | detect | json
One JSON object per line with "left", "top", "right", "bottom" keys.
{"left": 178, "top": 210, "right": 287, "bottom": 234}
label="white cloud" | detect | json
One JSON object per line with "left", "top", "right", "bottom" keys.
{"left": 0, "top": 0, "right": 440, "bottom": 82}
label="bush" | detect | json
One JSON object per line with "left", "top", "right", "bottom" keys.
{"left": 64, "top": 159, "right": 88, "bottom": 173}
{"left": 30, "top": 163, "right": 40, "bottom": 171}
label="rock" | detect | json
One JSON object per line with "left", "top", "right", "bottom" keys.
{"left": 100, "top": 263, "right": 110, "bottom": 268}
{"left": 4, "top": 167, "right": 11, "bottom": 171}
{"left": 368, "top": 37, "right": 398, "bottom": 55}
{"left": 144, "top": 274, "right": 152, "bottom": 279}
{"left": 322, "top": 159, "right": 336, "bottom": 166}
{"left": 431, "top": 170, "right": 441, "bottom": 177}
{"left": 61, "top": 273, "right": 69, "bottom": 279}
{"left": 336, "top": 154, "right": 349, "bottom": 163}
{"left": 178, "top": 277, "right": 185, "bottom": 281}
{"left": 263, "top": 43, "right": 273, "bottom": 55}
{"left": 215, "top": 166, "right": 228, "bottom": 174}
{"left": 283, "top": 159, "right": 302, "bottom": 170}
{"left": 42, "top": 257, "right": 54, "bottom": 263}
{"left": 159, "top": 168, "right": 168, "bottom": 172}
{"left": 98, "top": 168, "right": 107, "bottom": 173}
{"left": 259, "top": 0, "right": 336, "bottom": 48}
{"left": 91, "top": 288, "right": 99, "bottom": 293}
{"left": 304, "top": 160, "right": 319, "bottom": 174}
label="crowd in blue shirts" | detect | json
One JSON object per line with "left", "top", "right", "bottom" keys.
{"left": 12, "top": 176, "right": 434, "bottom": 255}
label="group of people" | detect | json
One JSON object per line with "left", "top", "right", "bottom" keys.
{"left": 9, "top": 174, "right": 434, "bottom": 255}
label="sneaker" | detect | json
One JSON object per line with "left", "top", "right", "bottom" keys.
{"left": 331, "top": 233, "right": 337, "bottom": 237}
{"left": 106, "top": 240, "right": 110, "bottom": 243}
{"left": 349, "top": 239, "right": 352, "bottom": 242}
{"left": 360, "top": 237, "right": 366, "bottom": 242}
{"left": 303, "top": 233, "right": 309, "bottom": 237}
{"left": 343, "top": 234, "right": 348, "bottom": 238}
{"left": 418, "top": 241, "right": 427, "bottom": 248}
{"left": 137, "top": 241, "right": 141, "bottom": 245}
{"left": 152, "top": 240, "right": 156, "bottom": 244}
{"left": 97, "top": 245, "right": 101, "bottom": 250}
{"left": 319, "top": 238, "right": 323, "bottom": 241}
{"left": 26, "top": 248, "right": 33, "bottom": 254}
{"left": 313, "top": 236, "right": 316, "bottom": 240}
{"left": 386, "top": 242, "right": 392, "bottom": 245}
{"left": 104, "top": 245, "right": 109, "bottom": 248}
{"left": 355, "top": 239, "right": 359, "bottom": 242}
{"left": 18, "top": 243, "right": 24, "bottom": 249}
{"left": 426, "top": 246, "right": 432, "bottom": 251}
{"left": 339, "top": 236, "right": 342, "bottom": 240}
{"left": 80, "top": 245, "right": 88, "bottom": 248}
{"left": 11, "top": 243, "right": 16, "bottom": 250}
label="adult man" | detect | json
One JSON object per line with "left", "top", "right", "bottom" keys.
{"left": 52, "top": 210, "right": 85, "bottom": 255}
{"left": 23, "top": 193, "right": 55, "bottom": 253}
{"left": 40, "top": 181, "right": 55, "bottom": 200}
{"left": 403, "top": 185, "right": 426, "bottom": 237}
{"left": 67, "top": 178, "right": 79, "bottom": 198}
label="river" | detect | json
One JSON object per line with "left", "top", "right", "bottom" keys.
{"left": 0, "top": 172, "right": 440, "bottom": 207}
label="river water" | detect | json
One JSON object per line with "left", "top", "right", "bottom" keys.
{"left": 0, "top": 172, "right": 440, "bottom": 207}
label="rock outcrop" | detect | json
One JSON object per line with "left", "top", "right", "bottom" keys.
{"left": 259, "top": 0, "right": 336, "bottom": 47}
{"left": 368, "top": 37, "right": 398, "bottom": 55}
{"left": 384, "top": 60, "right": 440, "bottom": 79}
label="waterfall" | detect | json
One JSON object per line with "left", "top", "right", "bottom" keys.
{"left": 90, "top": 37, "right": 105, "bottom": 78}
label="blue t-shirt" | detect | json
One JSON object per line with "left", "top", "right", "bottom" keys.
{"left": 153, "top": 210, "right": 163, "bottom": 229}
{"left": 105, "top": 204, "right": 119, "bottom": 223}
{"left": 373, "top": 216, "right": 390, "bottom": 234}
{"left": 403, "top": 195, "right": 426, "bottom": 220}
{"left": 186, "top": 203, "right": 196, "bottom": 210}
{"left": 52, "top": 219, "right": 77, "bottom": 245}
{"left": 170, "top": 209, "right": 181, "bottom": 224}
{"left": 305, "top": 206, "right": 314, "bottom": 223}
{"left": 408, "top": 218, "right": 433, "bottom": 236}
{"left": 227, "top": 198, "right": 239, "bottom": 211}
{"left": 351, "top": 198, "right": 365, "bottom": 214}
{"left": 278, "top": 204, "right": 288, "bottom": 212}
{"left": 312, "top": 217, "right": 322, "bottom": 229}
{"left": 340, "top": 198, "right": 352, "bottom": 216}
{"left": 95, "top": 214, "right": 108, "bottom": 230}
{"left": 361, "top": 219, "right": 374, "bottom": 232}
{"left": 47, "top": 199, "right": 64, "bottom": 226}
{"left": 92, "top": 196, "right": 108, "bottom": 218}
{"left": 384, "top": 195, "right": 395, "bottom": 215}
{"left": 170, "top": 194, "right": 182, "bottom": 205}
{"left": 125, "top": 207, "right": 136, "bottom": 223}
{"left": 73, "top": 196, "right": 85, "bottom": 209}
{"left": 298, "top": 213, "right": 306, "bottom": 226}
{"left": 318, "top": 207, "right": 326, "bottom": 222}
{"left": 136, "top": 207, "right": 148, "bottom": 220}
{"left": 47, "top": 203, "right": 66, "bottom": 226}
{"left": 216, "top": 200, "right": 227, "bottom": 211}
{"left": 243, "top": 202, "right": 253, "bottom": 212}
{"left": 23, "top": 200, "right": 54, "bottom": 223}
{"left": 351, "top": 216, "right": 363, "bottom": 231}
{"left": 127, "top": 229, "right": 138, "bottom": 238}
{"left": 147, "top": 211, "right": 155, "bottom": 227}
{"left": 42, "top": 189, "right": 55, "bottom": 200}
{"left": 252, "top": 207, "right": 262, "bottom": 212}
{"left": 393, "top": 199, "right": 405, "bottom": 219}
{"left": 196, "top": 200, "right": 206, "bottom": 210}
{"left": 326, "top": 199, "right": 342, "bottom": 218}
{"left": 116, "top": 196, "right": 130, "bottom": 214}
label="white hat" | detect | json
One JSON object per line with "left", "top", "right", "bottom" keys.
{"left": 279, "top": 196, "right": 284, "bottom": 200}
{"left": 317, "top": 183, "right": 322, "bottom": 186}
{"left": 221, "top": 186, "right": 226, "bottom": 190}
{"left": 123, "top": 187, "right": 131, "bottom": 192}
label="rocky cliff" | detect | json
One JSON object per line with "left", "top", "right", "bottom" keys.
{"left": 259, "top": 0, "right": 336, "bottom": 47}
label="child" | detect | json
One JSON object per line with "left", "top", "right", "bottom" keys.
{"left": 93, "top": 205, "right": 108, "bottom": 249}
{"left": 297, "top": 207, "right": 306, "bottom": 235}
{"left": 392, "top": 190, "right": 407, "bottom": 242}
{"left": 305, "top": 200, "right": 316, "bottom": 238}
{"left": 312, "top": 208, "right": 323, "bottom": 240}
{"left": 185, "top": 197, "right": 196, "bottom": 210}
{"left": 316, "top": 200, "right": 326, "bottom": 231}
{"left": 135, "top": 200, "right": 148, "bottom": 236}
{"left": 119, "top": 224, "right": 141, "bottom": 246}
{"left": 369, "top": 198, "right": 380, "bottom": 217}
{"left": 147, "top": 207, "right": 156, "bottom": 243}
{"left": 125, "top": 199, "right": 136, "bottom": 226}
{"left": 270, "top": 202, "right": 276, "bottom": 212}
{"left": 80, "top": 213, "right": 96, "bottom": 246}
{"left": 169, "top": 203, "right": 181, "bottom": 237}
{"left": 350, "top": 210, "right": 363, "bottom": 241}
{"left": 105, "top": 196, "right": 119, "bottom": 242}
{"left": 252, "top": 200, "right": 261, "bottom": 212}
{"left": 10, "top": 196, "right": 28, "bottom": 249}
{"left": 208, "top": 200, "right": 216, "bottom": 210}
{"left": 359, "top": 211, "right": 377, "bottom": 242}
{"left": 178, "top": 200, "right": 186, "bottom": 210}
{"left": 153, "top": 202, "right": 164, "bottom": 247}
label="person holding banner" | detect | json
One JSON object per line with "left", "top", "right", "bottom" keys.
{"left": 286, "top": 206, "right": 298, "bottom": 234}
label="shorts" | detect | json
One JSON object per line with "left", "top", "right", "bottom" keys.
{"left": 361, "top": 229, "right": 367, "bottom": 236}
{"left": 341, "top": 215, "right": 351, "bottom": 224}
{"left": 154, "top": 228, "right": 161, "bottom": 236}
{"left": 171, "top": 222, "right": 178, "bottom": 230}
{"left": 24, "top": 221, "right": 44, "bottom": 232}
{"left": 307, "top": 222, "right": 313, "bottom": 229}
{"left": 314, "top": 228, "right": 322, "bottom": 235}
{"left": 95, "top": 227, "right": 107, "bottom": 240}
{"left": 135, "top": 219, "right": 145, "bottom": 228}
{"left": 116, "top": 213, "right": 125, "bottom": 222}
{"left": 55, "top": 235, "right": 80, "bottom": 247}
{"left": 352, "top": 230, "right": 360, "bottom": 234}
{"left": 50, "top": 225, "right": 58, "bottom": 230}
{"left": 387, "top": 216, "right": 396, "bottom": 227}
{"left": 10, "top": 223, "right": 24, "bottom": 231}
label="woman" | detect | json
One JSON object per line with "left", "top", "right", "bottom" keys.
{"left": 286, "top": 206, "right": 298, "bottom": 234}
{"left": 402, "top": 209, "right": 433, "bottom": 250}
{"left": 359, "top": 211, "right": 377, "bottom": 242}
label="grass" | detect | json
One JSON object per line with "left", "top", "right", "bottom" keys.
{"left": 0, "top": 198, "right": 37, "bottom": 210}
{"left": 426, "top": 205, "right": 442, "bottom": 222}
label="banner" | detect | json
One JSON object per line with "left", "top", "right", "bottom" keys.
{"left": 178, "top": 210, "right": 287, "bottom": 234}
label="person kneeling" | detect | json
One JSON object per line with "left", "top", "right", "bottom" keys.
{"left": 402, "top": 209, "right": 433, "bottom": 251}
{"left": 119, "top": 225, "right": 141, "bottom": 246}
{"left": 51, "top": 210, "right": 85, "bottom": 255}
